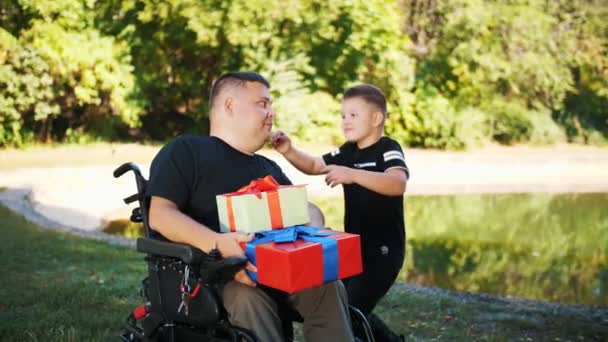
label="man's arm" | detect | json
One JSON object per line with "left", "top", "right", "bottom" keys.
{"left": 323, "top": 166, "right": 407, "bottom": 196}
{"left": 307, "top": 202, "right": 325, "bottom": 227}
{"left": 149, "top": 196, "right": 257, "bottom": 286}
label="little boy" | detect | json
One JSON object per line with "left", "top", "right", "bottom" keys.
{"left": 271, "top": 84, "right": 409, "bottom": 341}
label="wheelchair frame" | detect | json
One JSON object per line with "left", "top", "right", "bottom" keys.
{"left": 114, "top": 162, "right": 374, "bottom": 342}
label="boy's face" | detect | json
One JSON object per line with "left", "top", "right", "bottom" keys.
{"left": 341, "top": 97, "right": 381, "bottom": 144}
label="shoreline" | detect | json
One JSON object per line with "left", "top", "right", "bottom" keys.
{"left": 1, "top": 144, "right": 607, "bottom": 232}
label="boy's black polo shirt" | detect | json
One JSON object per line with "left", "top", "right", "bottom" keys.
{"left": 147, "top": 135, "right": 291, "bottom": 234}
{"left": 322, "top": 136, "right": 409, "bottom": 261}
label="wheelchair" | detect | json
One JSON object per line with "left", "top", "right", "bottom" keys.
{"left": 114, "top": 162, "right": 374, "bottom": 342}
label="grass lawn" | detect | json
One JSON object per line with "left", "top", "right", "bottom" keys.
{"left": 1, "top": 203, "right": 607, "bottom": 341}
{"left": 0, "top": 204, "right": 145, "bottom": 341}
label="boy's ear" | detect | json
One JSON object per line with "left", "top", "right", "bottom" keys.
{"left": 372, "top": 111, "right": 384, "bottom": 127}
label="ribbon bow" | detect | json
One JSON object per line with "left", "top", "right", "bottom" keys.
{"left": 231, "top": 175, "right": 280, "bottom": 199}
{"left": 224, "top": 175, "right": 286, "bottom": 231}
{"left": 245, "top": 226, "right": 338, "bottom": 284}
{"left": 252, "top": 226, "right": 335, "bottom": 243}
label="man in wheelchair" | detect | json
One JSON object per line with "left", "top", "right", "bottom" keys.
{"left": 120, "top": 71, "right": 372, "bottom": 341}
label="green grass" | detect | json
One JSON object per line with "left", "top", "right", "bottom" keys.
{"left": 0, "top": 205, "right": 145, "bottom": 341}
{"left": 1, "top": 204, "right": 607, "bottom": 341}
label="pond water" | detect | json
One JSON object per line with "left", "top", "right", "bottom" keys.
{"left": 104, "top": 192, "right": 608, "bottom": 305}
{"left": 319, "top": 192, "right": 608, "bottom": 305}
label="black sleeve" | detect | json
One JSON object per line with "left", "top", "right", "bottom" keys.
{"left": 380, "top": 139, "right": 410, "bottom": 179}
{"left": 322, "top": 143, "right": 350, "bottom": 166}
{"left": 147, "top": 137, "right": 196, "bottom": 208}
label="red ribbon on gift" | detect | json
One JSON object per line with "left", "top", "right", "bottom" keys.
{"left": 225, "top": 175, "right": 284, "bottom": 232}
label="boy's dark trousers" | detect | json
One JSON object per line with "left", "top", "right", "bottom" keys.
{"left": 344, "top": 247, "right": 404, "bottom": 342}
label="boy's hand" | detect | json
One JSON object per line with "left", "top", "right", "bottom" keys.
{"left": 322, "top": 165, "right": 355, "bottom": 187}
{"left": 270, "top": 131, "right": 291, "bottom": 154}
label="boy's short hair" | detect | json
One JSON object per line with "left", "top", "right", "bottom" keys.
{"left": 343, "top": 84, "right": 388, "bottom": 117}
{"left": 209, "top": 71, "right": 270, "bottom": 110}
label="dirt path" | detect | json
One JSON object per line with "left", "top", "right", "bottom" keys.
{"left": 0, "top": 143, "right": 607, "bottom": 232}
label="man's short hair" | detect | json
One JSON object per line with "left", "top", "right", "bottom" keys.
{"left": 209, "top": 72, "right": 270, "bottom": 110}
{"left": 343, "top": 84, "right": 388, "bottom": 117}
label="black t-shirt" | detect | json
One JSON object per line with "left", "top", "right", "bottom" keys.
{"left": 147, "top": 135, "right": 291, "bottom": 235}
{"left": 322, "top": 136, "right": 409, "bottom": 261}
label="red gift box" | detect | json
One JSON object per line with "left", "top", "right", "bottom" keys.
{"left": 244, "top": 226, "right": 362, "bottom": 293}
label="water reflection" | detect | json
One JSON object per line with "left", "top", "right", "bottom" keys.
{"left": 104, "top": 219, "right": 145, "bottom": 238}
{"left": 104, "top": 192, "right": 608, "bottom": 305}
{"left": 318, "top": 192, "right": 608, "bottom": 305}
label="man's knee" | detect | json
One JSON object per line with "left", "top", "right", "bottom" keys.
{"left": 290, "top": 281, "right": 349, "bottom": 317}
{"left": 313, "top": 281, "right": 348, "bottom": 302}
{"left": 222, "top": 282, "right": 284, "bottom": 341}
{"left": 222, "top": 281, "right": 276, "bottom": 313}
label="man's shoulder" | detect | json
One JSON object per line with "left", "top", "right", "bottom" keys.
{"left": 152, "top": 134, "right": 213, "bottom": 166}
{"left": 254, "top": 153, "right": 281, "bottom": 168}
{"left": 160, "top": 134, "right": 219, "bottom": 154}
{"left": 171, "top": 134, "right": 212, "bottom": 147}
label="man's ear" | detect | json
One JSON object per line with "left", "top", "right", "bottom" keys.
{"left": 224, "top": 96, "right": 234, "bottom": 115}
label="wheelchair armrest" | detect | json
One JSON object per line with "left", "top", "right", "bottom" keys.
{"left": 136, "top": 238, "right": 205, "bottom": 264}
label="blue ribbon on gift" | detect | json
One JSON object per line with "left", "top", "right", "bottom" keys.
{"left": 245, "top": 226, "right": 339, "bottom": 284}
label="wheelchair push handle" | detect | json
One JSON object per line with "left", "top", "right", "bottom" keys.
{"left": 113, "top": 162, "right": 142, "bottom": 178}
{"left": 113, "top": 162, "right": 148, "bottom": 205}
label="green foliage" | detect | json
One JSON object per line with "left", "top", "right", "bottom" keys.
{"left": 482, "top": 97, "right": 565, "bottom": 145}
{"left": 0, "top": 31, "right": 56, "bottom": 146}
{"left": 265, "top": 58, "right": 343, "bottom": 144}
{"left": 401, "top": 0, "right": 607, "bottom": 148}
{"left": 553, "top": 0, "right": 608, "bottom": 143}
{"left": 92, "top": 0, "right": 414, "bottom": 140}
{"left": 1, "top": 0, "right": 607, "bottom": 147}
{"left": 0, "top": 0, "right": 144, "bottom": 147}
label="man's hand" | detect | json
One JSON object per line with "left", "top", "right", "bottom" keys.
{"left": 322, "top": 165, "right": 356, "bottom": 187}
{"left": 216, "top": 232, "right": 258, "bottom": 286}
{"left": 270, "top": 130, "right": 291, "bottom": 154}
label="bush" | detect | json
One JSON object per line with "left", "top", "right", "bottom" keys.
{"left": 403, "top": 84, "right": 465, "bottom": 149}
{"left": 0, "top": 33, "right": 57, "bottom": 147}
{"left": 483, "top": 98, "right": 566, "bottom": 145}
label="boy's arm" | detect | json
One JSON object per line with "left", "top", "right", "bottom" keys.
{"left": 283, "top": 146, "right": 327, "bottom": 175}
{"left": 324, "top": 165, "right": 407, "bottom": 196}
{"left": 271, "top": 131, "right": 326, "bottom": 175}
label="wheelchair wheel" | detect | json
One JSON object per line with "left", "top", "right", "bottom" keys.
{"left": 350, "top": 306, "right": 375, "bottom": 342}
